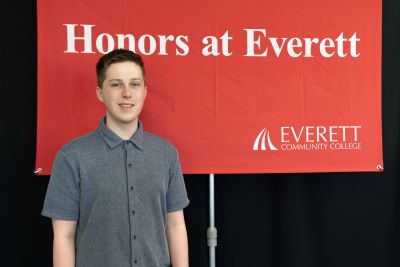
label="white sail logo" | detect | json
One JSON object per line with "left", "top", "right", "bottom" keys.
{"left": 253, "top": 127, "right": 278, "bottom": 151}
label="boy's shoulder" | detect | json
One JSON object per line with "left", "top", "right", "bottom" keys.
{"left": 142, "top": 130, "right": 178, "bottom": 155}
{"left": 59, "top": 129, "right": 101, "bottom": 156}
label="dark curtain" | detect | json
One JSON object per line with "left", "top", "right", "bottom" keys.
{"left": 1, "top": 0, "right": 399, "bottom": 266}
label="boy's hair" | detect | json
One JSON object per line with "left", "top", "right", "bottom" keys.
{"left": 96, "top": 49, "right": 146, "bottom": 88}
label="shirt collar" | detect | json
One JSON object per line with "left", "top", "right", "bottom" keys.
{"left": 98, "top": 117, "right": 144, "bottom": 150}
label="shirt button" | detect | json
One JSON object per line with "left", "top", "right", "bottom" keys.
{"left": 134, "top": 259, "right": 138, "bottom": 264}
{"left": 130, "top": 186, "right": 134, "bottom": 191}
{"left": 133, "top": 235, "right": 137, "bottom": 240}
{"left": 128, "top": 163, "right": 132, "bottom": 167}
{"left": 132, "top": 210, "right": 135, "bottom": 215}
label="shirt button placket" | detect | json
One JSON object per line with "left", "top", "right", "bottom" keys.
{"left": 125, "top": 147, "right": 138, "bottom": 266}
{"left": 126, "top": 145, "right": 138, "bottom": 267}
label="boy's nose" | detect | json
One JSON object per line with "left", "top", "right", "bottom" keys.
{"left": 121, "top": 86, "right": 131, "bottom": 98}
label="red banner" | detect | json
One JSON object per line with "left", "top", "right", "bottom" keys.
{"left": 36, "top": 0, "right": 382, "bottom": 174}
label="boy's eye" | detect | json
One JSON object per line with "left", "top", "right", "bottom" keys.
{"left": 111, "top": 82, "right": 121, "bottom": 87}
{"left": 131, "top": 83, "right": 140, "bottom": 87}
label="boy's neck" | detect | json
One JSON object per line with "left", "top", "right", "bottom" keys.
{"left": 105, "top": 117, "right": 138, "bottom": 141}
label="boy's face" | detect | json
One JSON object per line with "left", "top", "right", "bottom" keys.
{"left": 96, "top": 61, "right": 147, "bottom": 128}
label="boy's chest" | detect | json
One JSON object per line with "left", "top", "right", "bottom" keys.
{"left": 78, "top": 147, "right": 169, "bottom": 208}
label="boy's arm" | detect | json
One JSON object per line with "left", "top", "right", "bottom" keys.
{"left": 52, "top": 219, "right": 77, "bottom": 267}
{"left": 166, "top": 210, "right": 189, "bottom": 267}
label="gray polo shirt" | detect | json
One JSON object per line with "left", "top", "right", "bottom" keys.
{"left": 42, "top": 118, "right": 189, "bottom": 267}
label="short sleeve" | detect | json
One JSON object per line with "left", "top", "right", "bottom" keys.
{"left": 41, "top": 150, "right": 80, "bottom": 221}
{"left": 166, "top": 149, "right": 189, "bottom": 213}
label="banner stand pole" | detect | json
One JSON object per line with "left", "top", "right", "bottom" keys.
{"left": 207, "top": 173, "right": 217, "bottom": 267}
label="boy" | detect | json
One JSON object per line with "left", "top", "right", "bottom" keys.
{"left": 42, "top": 49, "right": 190, "bottom": 267}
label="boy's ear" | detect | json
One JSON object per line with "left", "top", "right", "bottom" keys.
{"left": 96, "top": 86, "right": 104, "bottom": 102}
